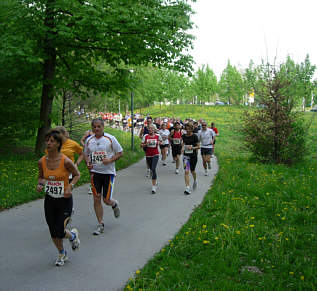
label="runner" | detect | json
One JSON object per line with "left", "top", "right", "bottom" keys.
{"left": 169, "top": 121, "right": 182, "bottom": 174}
{"left": 36, "top": 129, "right": 81, "bottom": 266}
{"left": 141, "top": 124, "right": 162, "bottom": 194}
{"left": 197, "top": 121, "right": 214, "bottom": 176}
{"left": 210, "top": 122, "right": 219, "bottom": 157}
{"left": 139, "top": 117, "right": 156, "bottom": 178}
{"left": 53, "top": 126, "right": 84, "bottom": 168}
{"left": 158, "top": 123, "right": 170, "bottom": 166}
{"left": 84, "top": 118, "right": 123, "bottom": 235}
{"left": 182, "top": 122, "right": 200, "bottom": 195}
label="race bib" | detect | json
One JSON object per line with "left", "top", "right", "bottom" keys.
{"left": 173, "top": 138, "right": 181, "bottom": 145}
{"left": 45, "top": 181, "right": 64, "bottom": 198}
{"left": 91, "top": 151, "right": 106, "bottom": 164}
{"left": 184, "top": 145, "right": 193, "bottom": 154}
{"left": 162, "top": 136, "right": 168, "bottom": 140}
{"left": 147, "top": 139, "right": 157, "bottom": 148}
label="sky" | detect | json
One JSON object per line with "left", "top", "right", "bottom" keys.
{"left": 190, "top": 0, "right": 317, "bottom": 77}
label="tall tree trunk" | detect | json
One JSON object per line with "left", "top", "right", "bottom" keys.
{"left": 62, "top": 89, "right": 66, "bottom": 126}
{"left": 35, "top": 0, "right": 56, "bottom": 154}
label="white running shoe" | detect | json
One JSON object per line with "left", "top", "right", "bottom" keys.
{"left": 70, "top": 228, "right": 80, "bottom": 250}
{"left": 88, "top": 186, "right": 92, "bottom": 195}
{"left": 93, "top": 223, "right": 104, "bottom": 235}
{"left": 184, "top": 186, "right": 191, "bottom": 195}
{"left": 175, "top": 168, "right": 179, "bottom": 174}
{"left": 55, "top": 251, "right": 68, "bottom": 266}
{"left": 112, "top": 201, "right": 120, "bottom": 218}
{"left": 204, "top": 169, "right": 208, "bottom": 176}
{"left": 152, "top": 185, "right": 157, "bottom": 194}
{"left": 145, "top": 169, "right": 151, "bottom": 178}
{"left": 193, "top": 180, "right": 198, "bottom": 190}
{"left": 162, "top": 162, "right": 167, "bottom": 166}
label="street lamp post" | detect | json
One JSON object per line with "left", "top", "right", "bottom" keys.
{"left": 131, "top": 90, "right": 134, "bottom": 150}
{"left": 130, "top": 69, "right": 134, "bottom": 150}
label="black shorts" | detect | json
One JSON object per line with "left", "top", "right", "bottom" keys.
{"left": 201, "top": 148, "right": 212, "bottom": 156}
{"left": 91, "top": 172, "right": 115, "bottom": 200}
{"left": 160, "top": 144, "right": 169, "bottom": 149}
{"left": 171, "top": 145, "right": 182, "bottom": 157}
{"left": 183, "top": 155, "right": 198, "bottom": 172}
{"left": 44, "top": 195, "right": 73, "bottom": 239}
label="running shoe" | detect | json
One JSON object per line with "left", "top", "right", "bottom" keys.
{"left": 172, "top": 160, "right": 176, "bottom": 163}
{"left": 175, "top": 168, "right": 179, "bottom": 174}
{"left": 55, "top": 251, "right": 68, "bottom": 266}
{"left": 88, "top": 186, "right": 92, "bottom": 195}
{"left": 112, "top": 201, "right": 120, "bottom": 218}
{"left": 70, "top": 228, "right": 80, "bottom": 250}
{"left": 208, "top": 162, "right": 211, "bottom": 170}
{"left": 162, "top": 162, "right": 167, "bottom": 166}
{"left": 193, "top": 180, "right": 198, "bottom": 190}
{"left": 145, "top": 169, "right": 151, "bottom": 178}
{"left": 151, "top": 185, "right": 157, "bottom": 194}
{"left": 184, "top": 186, "right": 191, "bottom": 195}
{"left": 204, "top": 169, "right": 208, "bottom": 176}
{"left": 93, "top": 223, "right": 105, "bottom": 235}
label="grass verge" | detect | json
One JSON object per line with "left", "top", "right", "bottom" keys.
{"left": 124, "top": 105, "right": 316, "bottom": 290}
{"left": 0, "top": 126, "right": 144, "bottom": 210}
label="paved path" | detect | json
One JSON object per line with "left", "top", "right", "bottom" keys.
{"left": 0, "top": 155, "right": 218, "bottom": 291}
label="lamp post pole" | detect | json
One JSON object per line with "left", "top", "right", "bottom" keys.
{"left": 131, "top": 90, "right": 134, "bottom": 150}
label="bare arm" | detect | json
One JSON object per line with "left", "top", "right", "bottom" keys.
{"left": 36, "top": 159, "right": 45, "bottom": 192}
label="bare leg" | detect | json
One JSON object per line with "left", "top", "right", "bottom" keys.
{"left": 184, "top": 170, "right": 190, "bottom": 186}
{"left": 93, "top": 195, "right": 103, "bottom": 224}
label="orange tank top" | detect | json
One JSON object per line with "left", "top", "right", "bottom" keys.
{"left": 41, "top": 154, "right": 69, "bottom": 198}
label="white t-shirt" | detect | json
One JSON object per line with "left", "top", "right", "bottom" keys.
{"left": 85, "top": 133, "right": 123, "bottom": 175}
{"left": 158, "top": 129, "right": 170, "bottom": 145}
{"left": 197, "top": 129, "right": 215, "bottom": 149}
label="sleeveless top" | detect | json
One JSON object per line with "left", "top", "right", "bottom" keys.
{"left": 171, "top": 130, "right": 182, "bottom": 146}
{"left": 41, "top": 154, "right": 70, "bottom": 198}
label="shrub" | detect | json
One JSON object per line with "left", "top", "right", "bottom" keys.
{"left": 242, "top": 63, "right": 309, "bottom": 164}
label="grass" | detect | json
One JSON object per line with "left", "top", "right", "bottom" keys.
{"left": 0, "top": 125, "right": 144, "bottom": 210}
{"left": 124, "top": 105, "right": 316, "bottom": 290}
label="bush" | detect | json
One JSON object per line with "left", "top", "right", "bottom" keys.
{"left": 241, "top": 64, "right": 309, "bottom": 164}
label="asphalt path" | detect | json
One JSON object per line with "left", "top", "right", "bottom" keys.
{"left": 0, "top": 154, "right": 218, "bottom": 291}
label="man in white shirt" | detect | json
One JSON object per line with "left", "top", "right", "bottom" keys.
{"left": 197, "top": 121, "right": 215, "bottom": 176}
{"left": 85, "top": 118, "right": 123, "bottom": 235}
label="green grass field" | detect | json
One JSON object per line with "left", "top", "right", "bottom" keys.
{"left": 0, "top": 126, "right": 144, "bottom": 209}
{"left": 124, "top": 105, "right": 316, "bottom": 290}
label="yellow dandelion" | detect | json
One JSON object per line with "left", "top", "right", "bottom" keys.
{"left": 160, "top": 267, "right": 164, "bottom": 271}
{"left": 281, "top": 217, "right": 286, "bottom": 220}
{"left": 136, "top": 270, "right": 140, "bottom": 274}
{"left": 203, "top": 240, "right": 210, "bottom": 244}
{"left": 202, "top": 225, "right": 207, "bottom": 229}
{"left": 215, "top": 236, "right": 219, "bottom": 240}
{"left": 161, "top": 248, "right": 165, "bottom": 252}
{"left": 249, "top": 225, "right": 255, "bottom": 228}
{"left": 289, "top": 272, "right": 294, "bottom": 275}
{"left": 300, "top": 276, "right": 304, "bottom": 280}
{"left": 235, "top": 231, "right": 241, "bottom": 235}
{"left": 251, "top": 217, "right": 255, "bottom": 220}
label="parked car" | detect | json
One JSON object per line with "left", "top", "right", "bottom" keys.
{"left": 311, "top": 106, "right": 317, "bottom": 112}
{"left": 215, "top": 101, "right": 225, "bottom": 106}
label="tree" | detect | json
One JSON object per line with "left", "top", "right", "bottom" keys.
{"left": 191, "top": 65, "right": 217, "bottom": 104}
{"left": 218, "top": 61, "right": 244, "bottom": 105}
{"left": 1, "top": 0, "right": 195, "bottom": 153}
{"left": 242, "top": 61, "right": 309, "bottom": 164}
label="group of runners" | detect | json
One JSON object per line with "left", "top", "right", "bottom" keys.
{"left": 139, "top": 117, "right": 219, "bottom": 194}
{"left": 36, "top": 116, "right": 218, "bottom": 266}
